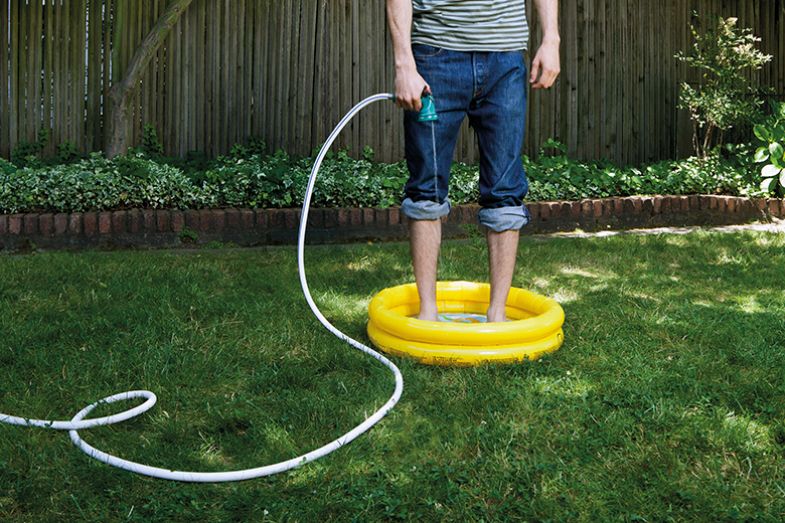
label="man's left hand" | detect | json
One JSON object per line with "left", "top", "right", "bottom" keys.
{"left": 530, "top": 39, "right": 560, "bottom": 89}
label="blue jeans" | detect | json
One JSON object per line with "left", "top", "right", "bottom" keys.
{"left": 402, "top": 44, "right": 531, "bottom": 232}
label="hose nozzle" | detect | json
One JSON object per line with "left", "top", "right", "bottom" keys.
{"left": 417, "top": 94, "right": 438, "bottom": 122}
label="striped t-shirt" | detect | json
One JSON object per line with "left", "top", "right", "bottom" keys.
{"left": 411, "top": 0, "right": 529, "bottom": 52}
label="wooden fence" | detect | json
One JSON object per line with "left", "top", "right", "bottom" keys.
{"left": 1, "top": 0, "right": 784, "bottom": 165}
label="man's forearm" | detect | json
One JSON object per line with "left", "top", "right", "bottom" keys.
{"left": 533, "top": 0, "right": 560, "bottom": 43}
{"left": 386, "top": 0, "right": 416, "bottom": 71}
{"left": 387, "top": 0, "right": 429, "bottom": 109}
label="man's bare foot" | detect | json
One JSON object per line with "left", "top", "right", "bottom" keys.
{"left": 486, "top": 307, "right": 507, "bottom": 323}
{"left": 417, "top": 305, "right": 439, "bottom": 321}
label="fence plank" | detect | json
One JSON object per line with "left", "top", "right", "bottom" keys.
{"left": 219, "top": 0, "right": 230, "bottom": 153}
{"left": 10, "top": 0, "right": 19, "bottom": 148}
{"left": 32, "top": 0, "right": 43, "bottom": 147}
{"left": 86, "top": 0, "right": 99, "bottom": 151}
{"left": 261, "top": 0, "right": 272, "bottom": 147}
{"left": 102, "top": 0, "right": 113, "bottom": 151}
{"left": 62, "top": 0, "right": 73, "bottom": 149}
{"left": 133, "top": 0, "right": 143, "bottom": 146}
{"left": 48, "top": 0, "right": 58, "bottom": 151}
{"left": 19, "top": 1, "right": 30, "bottom": 143}
{"left": 0, "top": 0, "right": 8, "bottom": 157}
{"left": 181, "top": 2, "right": 190, "bottom": 153}
{"left": 242, "top": 1, "right": 253, "bottom": 142}
{"left": 205, "top": 0, "right": 216, "bottom": 153}
{"left": 140, "top": 1, "right": 153, "bottom": 140}
{"left": 68, "top": 0, "right": 76, "bottom": 149}
{"left": 77, "top": 0, "right": 87, "bottom": 151}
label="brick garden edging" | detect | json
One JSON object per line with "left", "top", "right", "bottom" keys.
{"left": 0, "top": 195, "right": 783, "bottom": 251}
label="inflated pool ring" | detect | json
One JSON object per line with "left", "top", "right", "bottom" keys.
{"left": 367, "top": 281, "right": 565, "bottom": 366}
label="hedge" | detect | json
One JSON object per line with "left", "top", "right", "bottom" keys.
{"left": 0, "top": 143, "right": 763, "bottom": 214}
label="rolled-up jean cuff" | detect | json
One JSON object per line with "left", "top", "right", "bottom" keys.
{"left": 479, "top": 205, "right": 530, "bottom": 232}
{"left": 401, "top": 198, "right": 451, "bottom": 221}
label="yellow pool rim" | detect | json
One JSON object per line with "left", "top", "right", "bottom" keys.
{"left": 367, "top": 281, "right": 565, "bottom": 366}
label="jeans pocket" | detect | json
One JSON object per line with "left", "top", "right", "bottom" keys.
{"left": 412, "top": 43, "right": 444, "bottom": 58}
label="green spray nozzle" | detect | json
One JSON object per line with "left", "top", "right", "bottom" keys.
{"left": 418, "top": 94, "right": 438, "bottom": 122}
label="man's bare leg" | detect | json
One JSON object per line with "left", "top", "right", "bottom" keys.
{"left": 409, "top": 219, "right": 441, "bottom": 321}
{"left": 486, "top": 229, "right": 520, "bottom": 322}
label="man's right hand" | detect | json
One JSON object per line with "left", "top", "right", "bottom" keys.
{"left": 394, "top": 65, "right": 431, "bottom": 112}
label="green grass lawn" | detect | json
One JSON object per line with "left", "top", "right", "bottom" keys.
{"left": 1, "top": 231, "right": 784, "bottom": 522}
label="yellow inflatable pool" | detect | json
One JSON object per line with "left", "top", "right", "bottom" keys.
{"left": 367, "top": 281, "right": 565, "bottom": 366}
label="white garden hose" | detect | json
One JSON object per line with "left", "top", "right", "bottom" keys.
{"left": 0, "top": 93, "right": 404, "bottom": 482}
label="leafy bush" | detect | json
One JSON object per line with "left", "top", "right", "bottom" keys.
{"left": 675, "top": 16, "right": 772, "bottom": 157}
{"left": 56, "top": 141, "right": 80, "bottom": 164}
{"left": 0, "top": 141, "right": 763, "bottom": 215}
{"left": 0, "top": 153, "right": 209, "bottom": 213}
{"left": 753, "top": 101, "right": 785, "bottom": 196}
{"left": 11, "top": 128, "right": 51, "bottom": 168}
{"left": 140, "top": 124, "right": 165, "bottom": 157}
{"left": 526, "top": 143, "right": 757, "bottom": 201}
{"left": 10, "top": 128, "right": 87, "bottom": 169}
{"left": 0, "top": 157, "right": 17, "bottom": 176}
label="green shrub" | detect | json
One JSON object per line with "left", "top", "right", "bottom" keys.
{"left": 526, "top": 142, "right": 758, "bottom": 201}
{"left": 140, "top": 124, "right": 165, "bottom": 157}
{"left": 675, "top": 16, "right": 772, "bottom": 157}
{"left": 56, "top": 141, "right": 80, "bottom": 164}
{"left": 753, "top": 101, "right": 785, "bottom": 196}
{"left": 0, "top": 140, "right": 764, "bottom": 215}
{"left": 10, "top": 128, "right": 87, "bottom": 169}
{"left": 0, "top": 157, "right": 17, "bottom": 176}
{"left": 0, "top": 153, "right": 209, "bottom": 214}
{"left": 11, "top": 128, "right": 50, "bottom": 168}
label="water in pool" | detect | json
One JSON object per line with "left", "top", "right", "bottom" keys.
{"left": 436, "top": 313, "right": 488, "bottom": 323}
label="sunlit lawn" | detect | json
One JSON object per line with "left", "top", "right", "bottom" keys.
{"left": 1, "top": 230, "right": 784, "bottom": 522}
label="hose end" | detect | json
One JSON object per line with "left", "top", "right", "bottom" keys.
{"left": 417, "top": 95, "right": 438, "bottom": 122}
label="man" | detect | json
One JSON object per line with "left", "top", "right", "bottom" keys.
{"left": 386, "top": 0, "right": 560, "bottom": 322}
